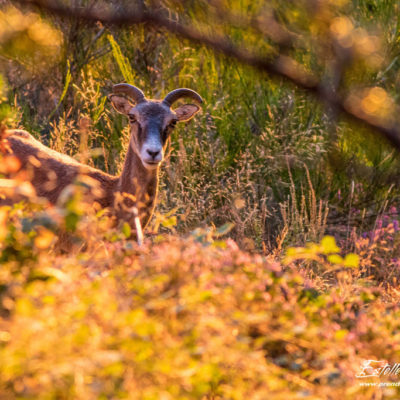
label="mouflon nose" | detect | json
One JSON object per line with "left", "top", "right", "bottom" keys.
{"left": 146, "top": 149, "right": 161, "bottom": 160}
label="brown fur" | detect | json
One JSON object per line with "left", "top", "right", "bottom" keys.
{"left": 5, "top": 129, "right": 158, "bottom": 230}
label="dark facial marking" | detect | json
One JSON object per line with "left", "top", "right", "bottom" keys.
{"left": 133, "top": 103, "right": 176, "bottom": 145}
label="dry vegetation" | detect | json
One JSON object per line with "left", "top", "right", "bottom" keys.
{"left": 1, "top": 0, "right": 400, "bottom": 398}
{"left": 1, "top": 197, "right": 400, "bottom": 399}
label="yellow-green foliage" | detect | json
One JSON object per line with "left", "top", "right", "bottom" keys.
{"left": 0, "top": 198, "right": 399, "bottom": 399}
{"left": 285, "top": 236, "right": 360, "bottom": 269}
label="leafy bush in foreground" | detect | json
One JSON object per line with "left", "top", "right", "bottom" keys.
{"left": 0, "top": 199, "right": 399, "bottom": 399}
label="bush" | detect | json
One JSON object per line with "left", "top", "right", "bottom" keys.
{"left": 0, "top": 199, "right": 398, "bottom": 398}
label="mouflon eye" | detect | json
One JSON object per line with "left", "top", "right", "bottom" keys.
{"left": 128, "top": 115, "right": 137, "bottom": 123}
{"left": 163, "top": 120, "right": 177, "bottom": 139}
{"left": 169, "top": 120, "right": 177, "bottom": 128}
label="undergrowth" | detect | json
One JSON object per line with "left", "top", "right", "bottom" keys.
{"left": 0, "top": 192, "right": 398, "bottom": 398}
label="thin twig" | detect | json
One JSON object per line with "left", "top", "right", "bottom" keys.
{"left": 132, "top": 206, "right": 144, "bottom": 246}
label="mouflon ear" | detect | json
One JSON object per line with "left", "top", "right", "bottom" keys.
{"left": 109, "top": 95, "right": 134, "bottom": 115}
{"left": 174, "top": 104, "right": 200, "bottom": 122}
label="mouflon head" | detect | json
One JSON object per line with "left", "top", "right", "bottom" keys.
{"left": 109, "top": 84, "right": 202, "bottom": 170}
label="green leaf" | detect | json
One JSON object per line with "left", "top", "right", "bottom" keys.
{"left": 212, "top": 240, "right": 227, "bottom": 249}
{"left": 65, "top": 212, "right": 79, "bottom": 232}
{"left": 327, "top": 254, "right": 343, "bottom": 264}
{"left": 334, "top": 329, "right": 348, "bottom": 340}
{"left": 286, "top": 247, "right": 299, "bottom": 256}
{"left": 200, "top": 290, "right": 213, "bottom": 301}
{"left": 161, "top": 216, "right": 177, "bottom": 229}
{"left": 122, "top": 222, "right": 131, "bottom": 238}
{"left": 108, "top": 35, "right": 135, "bottom": 83}
{"left": 344, "top": 253, "right": 359, "bottom": 268}
{"left": 320, "top": 236, "right": 340, "bottom": 254}
{"left": 214, "top": 223, "right": 234, "bottom": 237}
